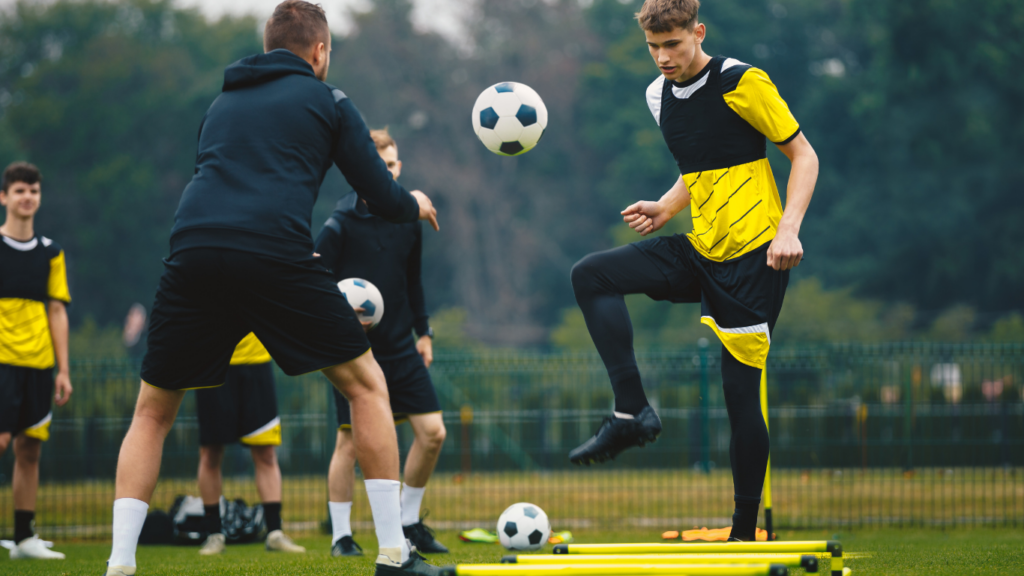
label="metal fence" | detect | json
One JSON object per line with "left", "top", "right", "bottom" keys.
{"left": 1, "top": 343, "right": 1022, "bottom": 539}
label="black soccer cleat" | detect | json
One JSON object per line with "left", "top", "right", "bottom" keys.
{"left": 332, "top": 535, "right": 364, "bottom": 557}
{"left": 403, "top": 516, "right": 449, "bottom": 554}
{"left": 569, "top": 406, "right": 662, "bottom": 465}
{"left": 374, "top": 549, "right": 444, "bottom": 576}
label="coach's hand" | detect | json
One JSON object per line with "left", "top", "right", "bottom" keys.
{"left": 622, "top": 200, "right": 670, "bottom": 236}
{"left": 353, "top": 307, "right": 373, "bottom": 333}
{"left": 54, "top": 371, "right": 73, "bottom": 407}
{"left": 412, "top": 190, "right": 440, "bottom": 231}
{"left": 766, "top": 227, "right": 803, "bottom": 271}
{"left": 417, "top": 335, "right": 433, "bottom": 368}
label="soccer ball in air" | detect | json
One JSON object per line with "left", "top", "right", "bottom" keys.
{"left": 472, "top": 82, "right": 548, "bottom": 156}
{"left": 497, "top": 502, "right": 551, "bottom": 551}
{"left": 337, "top": 278, "right": 384, "bottom": 329}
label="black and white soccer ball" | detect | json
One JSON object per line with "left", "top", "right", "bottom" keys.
{"left": 497, "top": 502, "right": 550, "bottom": 551}
{"left": 471, "top": 82, "right": 548, "bottom": 156}
{"left": 337, "top": 278, "right": 384, "bottom": 329}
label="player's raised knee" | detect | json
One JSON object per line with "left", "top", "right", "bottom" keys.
{"left": 570, "top": 253, "right": 601, "bottom": 292}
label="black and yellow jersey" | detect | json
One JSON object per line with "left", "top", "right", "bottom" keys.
{"left": 0, "top": 234, "right": 71, "bottom": 369}
{"left": 230, "top": 332, "right": 271, "bottom": 365}
{"left": 647, "top": 56, "right": 800, "bottom": 262}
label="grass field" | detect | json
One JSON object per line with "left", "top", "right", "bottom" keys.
{"left": 2, "top": 529, "right": 1023, "bottom": 576}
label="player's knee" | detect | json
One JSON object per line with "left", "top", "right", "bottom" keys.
{"left": 335, "top": 430, "right": 356, "bottom": 458}
{"left": 199, "top": 445, "right": 225, "bottom": 468}
{"left": 250, "top": 445, "right": 278, "bottom": 468}
{"left": 419, "top": 420, "right": 447, "bottom": 451}
{"left": 570, "top": 255, "right": 598, "bottom": 293}
{"left": 13, "top": 436, "right": 42, "bottom": 464}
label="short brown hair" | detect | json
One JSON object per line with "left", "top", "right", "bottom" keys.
{"left": 264, "top": 1, "right": 330, "bottom": 57}
{"left": 370, "top": 128, "right": 397, "bottom": 153}
{"left": 636, "top": 0, "right": 700, "bottom": 33}
{"left": 2, "top": 161, "right": 41, "bottom": 192}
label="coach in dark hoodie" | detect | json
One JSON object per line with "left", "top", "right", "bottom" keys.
{"left": 104, "top": 3, "right": 441, "bottom": 576}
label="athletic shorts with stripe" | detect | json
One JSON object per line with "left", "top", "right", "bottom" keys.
{"left": 140, "top": 248, "right": 369, "bottom": 391}
{"left": 0, "top": 363, "right": 53, "bottom": 441}
{"left": 334, "top": 354, "right": 440, "bottom": 429}
{"left": 195, "top": 362, "right": 281, "bottom": 446}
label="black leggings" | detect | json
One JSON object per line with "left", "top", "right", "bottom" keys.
{"left": 571, "top": 244, "right": 769, "bottom": 500}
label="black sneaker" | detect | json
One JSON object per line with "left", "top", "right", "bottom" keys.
{"left": 568, "top": 406, "right": 662, "bottom": 465}
{"left": 332, "top": 535, "right": 364, "bottom": 557}
{"left": 374, "top": 549, "right": 443, "bottom": 576}
{"left": 403, "top": 515, "right": 449, "bottom": 554}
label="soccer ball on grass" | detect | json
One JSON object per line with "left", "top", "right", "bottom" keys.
{"left": 497, "top": 502, "right": 551, "bottom": 551}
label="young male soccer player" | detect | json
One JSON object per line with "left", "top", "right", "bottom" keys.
{"left": 103, "top": 3, "right": 440, "bottom": 576}
{"left": 0, "top": 162, "right": 72, "bottom": 560}
{"left": 567, "top": 0, "right": 819, "bottom": 543}
{"left": 315, "top": 129, "right": 448, "bottom": 557}
{"left": 194, "top": 333, "right": 304, "bottom": 555}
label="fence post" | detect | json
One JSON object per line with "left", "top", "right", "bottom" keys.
{"left": 699, "top": 337, "right": 710, "bottom": 474}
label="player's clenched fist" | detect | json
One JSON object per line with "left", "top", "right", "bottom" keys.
{"left": 766, "top": 228, "right": 803, "bottom": 270}
{"left": 622, "top": 200, "right": 670, "bottom": 236}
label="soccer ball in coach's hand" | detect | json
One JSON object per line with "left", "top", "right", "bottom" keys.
{"left": 472, "top": 82, "right": 548, "bottom": 156}
{"left": 337, "top": 278, "right": 384, "bottom": 329}
{"left": 497, "top": 502, "right": 551, "bottom": 551}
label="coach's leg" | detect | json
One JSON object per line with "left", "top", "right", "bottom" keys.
{"left": 402, "top": 413, "right": 446, "bottom": 523}
{"left": 322, "top": 351, "right": 407, "bottom": 563}
{"left": 197, "top": 445, "right": 225, "bottom": 537}
{"left": 721, "top": 347, "right": 769, "bottom": 542}
{"left": 109, "top": 383, "right": 184, "bottom": 570}
{"left": 12, "top": 435, "right": 42, "bottom": 543}
{"left": 328, "top": 429, "right": 357, "bottom": 544}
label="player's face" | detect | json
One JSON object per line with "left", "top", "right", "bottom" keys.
{"left": 645, "top": 25, "right": 705, "bottom": 82}
{"left": 378, "top": 145, "right": 402, "bottom": 180}
{"left": 0, "top": 181, "right": 41, "bottom": 220}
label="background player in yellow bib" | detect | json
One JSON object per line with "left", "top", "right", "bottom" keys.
{"left": 566, "top": 0, "right": 819, "bottom": 543}
{"left": 193, "top": 333, "right": 304, "bottom": 555}
{"left": 0, "top": 162, "right": 72, "bottom": 560}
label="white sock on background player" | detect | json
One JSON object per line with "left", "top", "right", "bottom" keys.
{"left": 365, "top": 479, "right": 409, "bottom": 563}
{"left": 108, "top": 498, "right": 149, "bottom": 567}
{"left": 400, "top": 484, "right": 426, "bottom": 527}
{"left": 329, "top": 501, "right": 353, "bottom": 543}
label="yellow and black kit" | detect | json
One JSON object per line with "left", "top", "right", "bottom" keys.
{"left": 195, "top": 333, "right": 281, "bottom": 446}
{"left": 0, "top": 234, "right": 71, "bottom": 440}
{"left": 641, "top": 56, "right": 800, "bottom": 367}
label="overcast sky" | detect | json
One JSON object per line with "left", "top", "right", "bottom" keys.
{"left": 0, "top": 0, "right": 471, "bottom": 38}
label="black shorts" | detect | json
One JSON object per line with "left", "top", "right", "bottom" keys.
{"left": 195, "top": 362, "right": 280, "bottom": 446}
{"left": 634, "top": 236, "right": 788, "bottom": 369}
{"left": 141, "top": 248, "right": 369, "bottom": 390}
{"left": 0, "top": 363, "right": 53, "bottom": 441}
{"left": 334, "top": 354, "right": 440, "bottom": 429}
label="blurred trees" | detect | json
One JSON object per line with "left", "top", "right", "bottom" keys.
{"left": 1, "top": 0, "right": 1021, "bottom": 348}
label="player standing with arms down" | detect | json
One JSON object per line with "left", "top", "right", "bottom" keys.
{"left": 193, "top": 333, "right": 304, "bottom": 555}
{"left": 567, "top": 0, "right": 818, "bottom": 543}
{"left": 315, "top": 129, "right": 448, "bottom": 557}
{"left": 102, "top": 2, "right": 440, "bottom": 576}
{"left": 0, "top": 162, "right": 71, "bottom": 560}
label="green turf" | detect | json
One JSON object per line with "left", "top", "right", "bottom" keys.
{"left": 1, "top": 529, "right": 1022, "bottom": 576}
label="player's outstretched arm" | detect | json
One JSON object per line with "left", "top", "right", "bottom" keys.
{"left": 621, "top": 175, "right": 691, "bottom": 236}
{"left": 766, "top": 132, "right": 819, "bottom": 271}
{"left": 47, "top": 300, "right": 72, "bottom": 406}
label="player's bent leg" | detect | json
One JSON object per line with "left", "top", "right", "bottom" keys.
{"left": 721, "top": 347, "right": 769, "bottom": 542}
{"left": 8, "top": 435, "right": 64, "bottom": 560}
{"left": 196, "top": 445, "right": 226, "bottom": 556}
{"left": 328, "top": 429, "right": 363, "bottom": 557}
{"left": 402, "top": 413, "right": 448, "bottom": 554}
{"left": 322, "top": 353, "right": 440, "bottom": 576}
{"left": 106, "top": 383, "right": 185, "bottom": 574}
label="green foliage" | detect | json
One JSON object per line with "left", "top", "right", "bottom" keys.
{"left": 774, "top": 277, "right": 914, "bottom": 343}
{"left": 989, "top": 313, "right": 1024, "bottom": 342}
{"left": 68, "top": 316, "right": 127, "bottom": 359}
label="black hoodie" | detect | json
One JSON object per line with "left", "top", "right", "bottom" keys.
{"left": 169, "top": 50, "right": 418, "bottom": 260}
{"left": 314, "top": 192, "right": 428, "bottom": 362}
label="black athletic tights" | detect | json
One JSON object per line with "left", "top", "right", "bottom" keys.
{"left": 571, "top": 245, "right": 769, "bottom": 538}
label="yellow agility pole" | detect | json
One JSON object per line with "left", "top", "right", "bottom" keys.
{"left": 552, "top": 541, "right": 842, "bottom": 576}
{"left": 501, "top": 554, "right": 817, "bottom": 573}
{"left": 760, "top": 368, "right": 773, "bottom": 540}
{"left": 439, "top": 564, "right": 788, "bottom": 576}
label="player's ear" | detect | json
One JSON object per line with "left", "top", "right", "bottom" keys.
{"left": 393, "top": 160, "right": 402, "bottom": 179}
{"left": 693, "top": 23, "right": 705, "bottom": 44}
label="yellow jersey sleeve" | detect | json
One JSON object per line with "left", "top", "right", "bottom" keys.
{"left": 47, "top": 250, "right": 71, "bottom": 303}
{"left": 230, "top": 332, "right": 272, "bottom": 365}
{"left": 723, "top": 67, "right": 801, "bottom": 144}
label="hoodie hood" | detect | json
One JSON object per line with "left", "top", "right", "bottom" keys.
{"left": 223, "top": 49, "right": 316, "bottom": 92}
{"left": 335, "top": 191, "right": 374, "bottom": 219}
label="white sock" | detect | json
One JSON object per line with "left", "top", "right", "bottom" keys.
{"left": 365, "top": 479, "right": 409, "bottom": 563}
{"left": 109, "top": 498, "right": 149, "bottom": 568}
{"left": 400, "top": 484, "right": 426, "bottom": 527}
{"left": 329, "top": 501, "right": 353, "bottom": 544}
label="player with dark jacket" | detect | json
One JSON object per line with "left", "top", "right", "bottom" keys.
{"left": 315, "top": 129, "right": 447, "bottom": 557}
{"left": 103, "top": 3, "right": 440, "bottom": 576}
